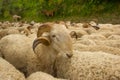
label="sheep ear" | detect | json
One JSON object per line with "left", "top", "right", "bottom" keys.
{"left": 33, "top": 37, "right": 50, "bottom": 52}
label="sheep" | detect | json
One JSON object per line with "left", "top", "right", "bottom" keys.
{"left": 74, "top": 23, "right": 83, "bottom": 28}
{"left": 82, "top": 21, "right": 100, "bottom": 30}
{"left": 73, "top": 45, "right": 120, "bottom": 56}
{"left": 92, "top": 31, "right": 120, "bottom": 38}
{"left": 0, "top": 23, "right": 73, "bottom": 77}
{"left": 0, "top": 57, "right": 25, "bottom": 80}
{"left": 94, "top": 40, "right": 120, "bottom": 48}
{"left": 55, "top": 51, "right": 120, "bottom": 80}
{"left": 96, "top": 24, "right": 120, "bottom": 34}
{"left": 70, "top": 22, "right": 81, "bottom": 28}
{"left": 13, "top": 15, "right": 21, "bottom": 22}
{"left": 77, "top": 39, "right": 120, "bottom": 49}
{"left": 32, "top": 23, "right": 73, "bottom": 76}
{"left": 0, "top": 34, "right": 40, "bottom": 76}
{"left": 82, "top": 23, "right": 90, "bottom": 28}
{"left": 23, "top": 25, "right": 33, "bottom": 36}
{"left": 89, "top": 21, "right": 100, "bottom": 30}
{"left": 98, "top": 23, "right": 113, "bottom": 28}
{"left": 33, "top": 23, "right": 120, "bottom": 80}
{"left": 1, "top": 21, "right": 12, "bottom": 29}
{"left": 83, "top": 27, "right": 97, "bottom": 34}
{"left": 107, "top": 35, "right": 120, "bottom": 40}
{"left": 75, "top": 39, "right": 96, "bottom": 46}
{"left": 55, "top": 21, "right": 69, "bottom": 29}
{"left": 13, "top": 22, "right": 23, "bottom": 27}
{"left": 27, "top": 72, "right": 67, "bottom": 80}
{"left": 69, "top": 31, "right": 78, "bottom": 39}
{"left": 0, "top": 28, "right": 20, "bottom": 39}
{"left": 81, "top": 34, "right": 107, "bottom": 40}
{"left": 69, "top": 27, "right": 88, "bottom": 39}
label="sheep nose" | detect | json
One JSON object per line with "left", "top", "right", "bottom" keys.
{"left": 66, "top": 53, "right": 73, "bottom": 58}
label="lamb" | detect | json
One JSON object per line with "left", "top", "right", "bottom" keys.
{"left": 33, "top": 23, "right": 120, "bottom": 80}
{"left": 27, "top": 72, "right": 67, "bottom": 80}
{"left": 0, "top": 57, "right": 25, "bottom": 80}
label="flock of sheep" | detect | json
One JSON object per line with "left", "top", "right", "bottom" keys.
{"left": 0, "top": 18, "right": 120, "bottom": 80}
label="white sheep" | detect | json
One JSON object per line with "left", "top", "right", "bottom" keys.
{"left": 73, "top": 44, "right": 120, "bottom": 56}
{"left": 0, "top": 28, "right": 20, "bottom": 39}
{"left": 107, "top": 35, "right": 120, "bottom": 40}
{"left": 33, "top": 23, "right": 120, "bottom": 80}
{"left": 27, "top": 71, "right": 67, "bottom": 80}
{"left": 69, "top": 30, "right": 88, "bottom": 39}
{"left": 81, "top": 34, "right": 107, "bottom": 40}
{"left": 1, "top": 21, "right": 12, "bottom": 29}
{"left": 94, "top": 40, "right": 120, "bottom": 48}
{"left": 55, "top": 51, "right": 120, "bottom": 80}
{"left": 69, "top": 27, "right": 88, "bottom": 39}
{"left": 0, "top": 57, "right": 25, "bottom": 80}
{"left": 0, "top": 23, "right": 73, "bottom": 77}
{"left": 92, "top": 32, "right": 117, "bottom": 38}
{"left": 83, "top": 27, "right": 97, "bottom": 34}
{"left": 0, "top": 34, "right": 40, "bottom": 76}
{"left": 32, "top": 23, "right": 73, "bottom": 76}
{"left": 75, "top": 39, "right": 96, "bottom": 46}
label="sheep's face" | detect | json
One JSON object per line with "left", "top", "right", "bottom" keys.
{"left": 33, "top": 24, "right": 73, "bottom": 58}
{"left": 50, "top": 24, "right": 73, "bottom": 58}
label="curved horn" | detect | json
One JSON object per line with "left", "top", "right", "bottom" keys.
{"left": 33, "top": 37, "right": 50, "bottom": 52}
{"left": 33, "top": 24, "right": 52, "bottom": 52}
{"left": 37, "top": 24, "right": 52, "bottom": 37}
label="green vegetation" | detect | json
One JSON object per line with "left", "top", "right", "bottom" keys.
{"left": 0, "top": 0, "right": 120, "bottom": 23}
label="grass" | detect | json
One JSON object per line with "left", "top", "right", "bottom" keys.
{"left": 0, "top": 0, "right": 120, "bottom": 23}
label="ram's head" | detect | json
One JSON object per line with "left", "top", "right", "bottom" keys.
{"left": 33, "top": 23, "right": 73, "bottom": 58}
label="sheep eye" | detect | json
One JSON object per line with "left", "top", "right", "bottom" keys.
{"left": 52, "top": 35, "right": 56, "bottom": 38}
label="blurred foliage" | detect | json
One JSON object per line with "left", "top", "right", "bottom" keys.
{"left": 0, "top": 0, "right": 120, "bottom": 22}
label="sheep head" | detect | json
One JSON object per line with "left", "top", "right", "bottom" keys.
{"left": 33, "top": 23, "right": 73, "bottom": 58}
{"left": 70, "top": 31, "right": 78, "bottom": 39}
{"left": 89, "top": 21, "right": 100, "bottom": 30}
